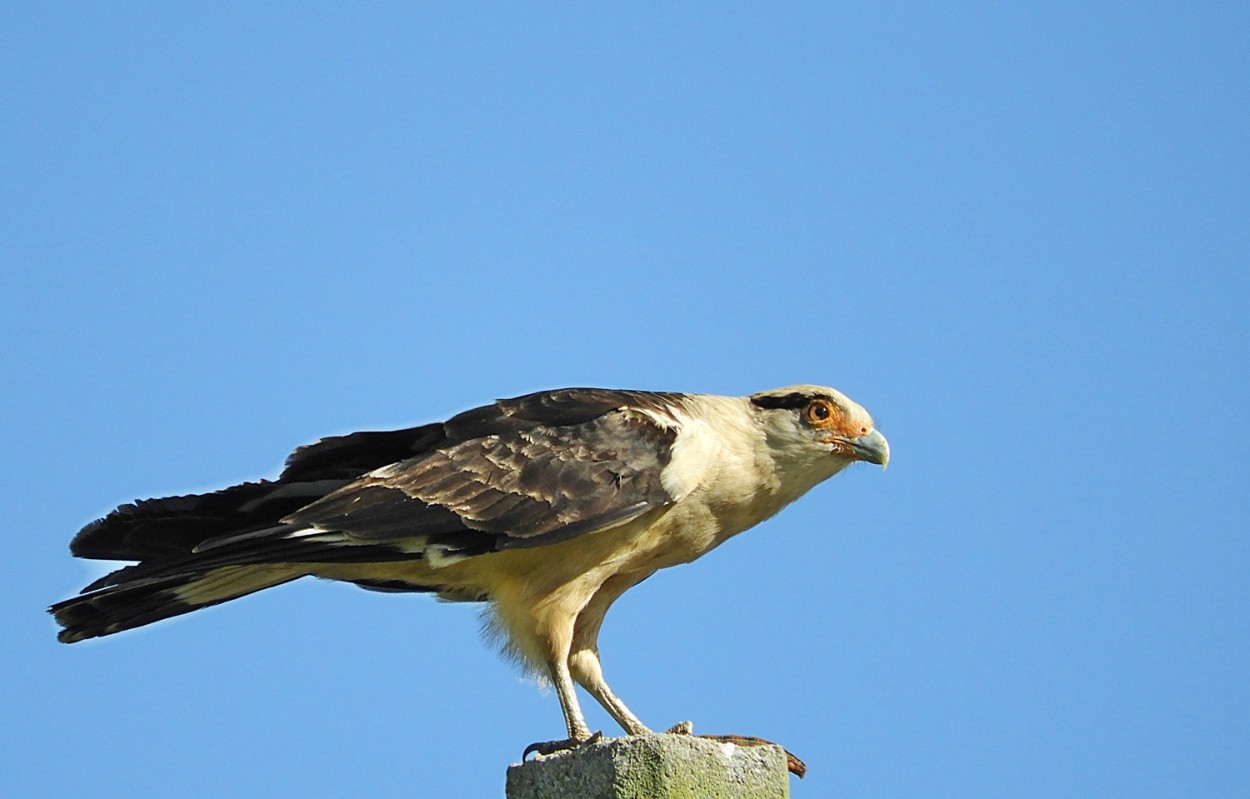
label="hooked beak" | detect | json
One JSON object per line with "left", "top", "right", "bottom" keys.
{"left": 847, "top": 428, "right": 890, "bottom": 470}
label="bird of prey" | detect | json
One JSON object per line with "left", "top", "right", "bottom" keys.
{"left": 51, "top": 385, "right": 889, "bottom": 749}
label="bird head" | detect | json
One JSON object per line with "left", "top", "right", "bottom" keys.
{"left": 750, "top": 385, "right": 890, "bottom": 482}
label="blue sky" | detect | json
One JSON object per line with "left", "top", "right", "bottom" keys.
{"left": 4, "top": 4, "right": 1247, "bottom": 797}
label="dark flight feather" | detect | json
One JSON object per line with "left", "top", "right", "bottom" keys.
{"left": 285, "top": 404, "right": 678, "bottom": 548}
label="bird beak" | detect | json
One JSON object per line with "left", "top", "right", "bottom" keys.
{"left": 848, "top": 429, "right": 890, "bottom": 470}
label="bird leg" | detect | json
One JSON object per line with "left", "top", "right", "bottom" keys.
{"left": 543, "top": 646, "right": 808, "bottom": 778}
{"left": 569, "top": 646, "right": 652, "bottom": 736}
{"left": 564, "top": 573, "right": 657, "bottom": 736}
{"left": 521, "top": 655, "right": 600, "bottom": 760}
{"left": 551, "top": 655, "right": 594, "bottom": 742}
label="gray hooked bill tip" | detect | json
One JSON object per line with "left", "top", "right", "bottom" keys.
{"left": 849, "top": 429, "right": 890, "bottom": 470}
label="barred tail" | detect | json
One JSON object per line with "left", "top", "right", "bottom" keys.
{"left": 50, "top": 564, "right": 304, "bottom": 643}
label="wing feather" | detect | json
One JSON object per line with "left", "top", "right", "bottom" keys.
{"left": 68, "top": 388, "right": 688, "bottom": 575}
{"left": 285, "top": 399, "right": 682, "bottom": 550}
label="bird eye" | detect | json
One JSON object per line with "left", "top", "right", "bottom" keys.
{"left": 805, "top": 400, "right": 833, "bottom": 424}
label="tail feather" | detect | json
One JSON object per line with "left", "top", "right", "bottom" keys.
{"left": 51, "top": 564, "right": 304, "bottom": 643}
{"left": 53, "top": 423, "right": 455, "bottom": 643}
{"left": 69, "top": 480, "right": 348, "bottom": 562}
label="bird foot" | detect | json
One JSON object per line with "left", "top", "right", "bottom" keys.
{"left": 522, "top": 730, "right": 604, "bottom": 761}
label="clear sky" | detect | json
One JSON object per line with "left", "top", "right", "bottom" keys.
{"left": 4, "top": 4, "right": 1247, "bottom": 798}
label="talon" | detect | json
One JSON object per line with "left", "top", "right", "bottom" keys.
{"left": 522, "top": 731, "right": 604, "bottom": 760}
{"left": 697, "top": 734, "right": 808, "bottom": 779}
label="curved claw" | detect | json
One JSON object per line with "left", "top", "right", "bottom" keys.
{"left": 522, "top": 730, "right": 603, "bottom": 761}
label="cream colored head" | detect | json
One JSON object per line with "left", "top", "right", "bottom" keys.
{"left": 749, "top": 385, "right": 890, "bottom": 484}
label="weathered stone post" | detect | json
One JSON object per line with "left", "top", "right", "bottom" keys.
{"left": 506, "top": 733, "right": 793, "bottom": 799}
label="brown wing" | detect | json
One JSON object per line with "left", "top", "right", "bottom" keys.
{"left": 66, "top": 387, "right": 688, "bottom": 583}
{"left": 284, "top": 401, "right": 682, "bottom": 550}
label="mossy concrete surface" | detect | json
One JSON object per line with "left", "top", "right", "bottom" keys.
{"left": 506, "top": 733, "right": 790, "bottom": 799}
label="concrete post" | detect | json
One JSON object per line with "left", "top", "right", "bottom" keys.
{"left": 506, "top": 733, "right": 791, "bottom": 799}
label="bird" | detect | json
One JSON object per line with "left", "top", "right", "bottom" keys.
{"left": 51, "top": 385, "right": 889, "bottom": 750}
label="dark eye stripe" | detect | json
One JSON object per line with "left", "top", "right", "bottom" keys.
{"left": 750, "top": 392, "right": 811, "bottom": 410}
{"left": 751, "top": 392, "right": 837, "bottom": 411}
